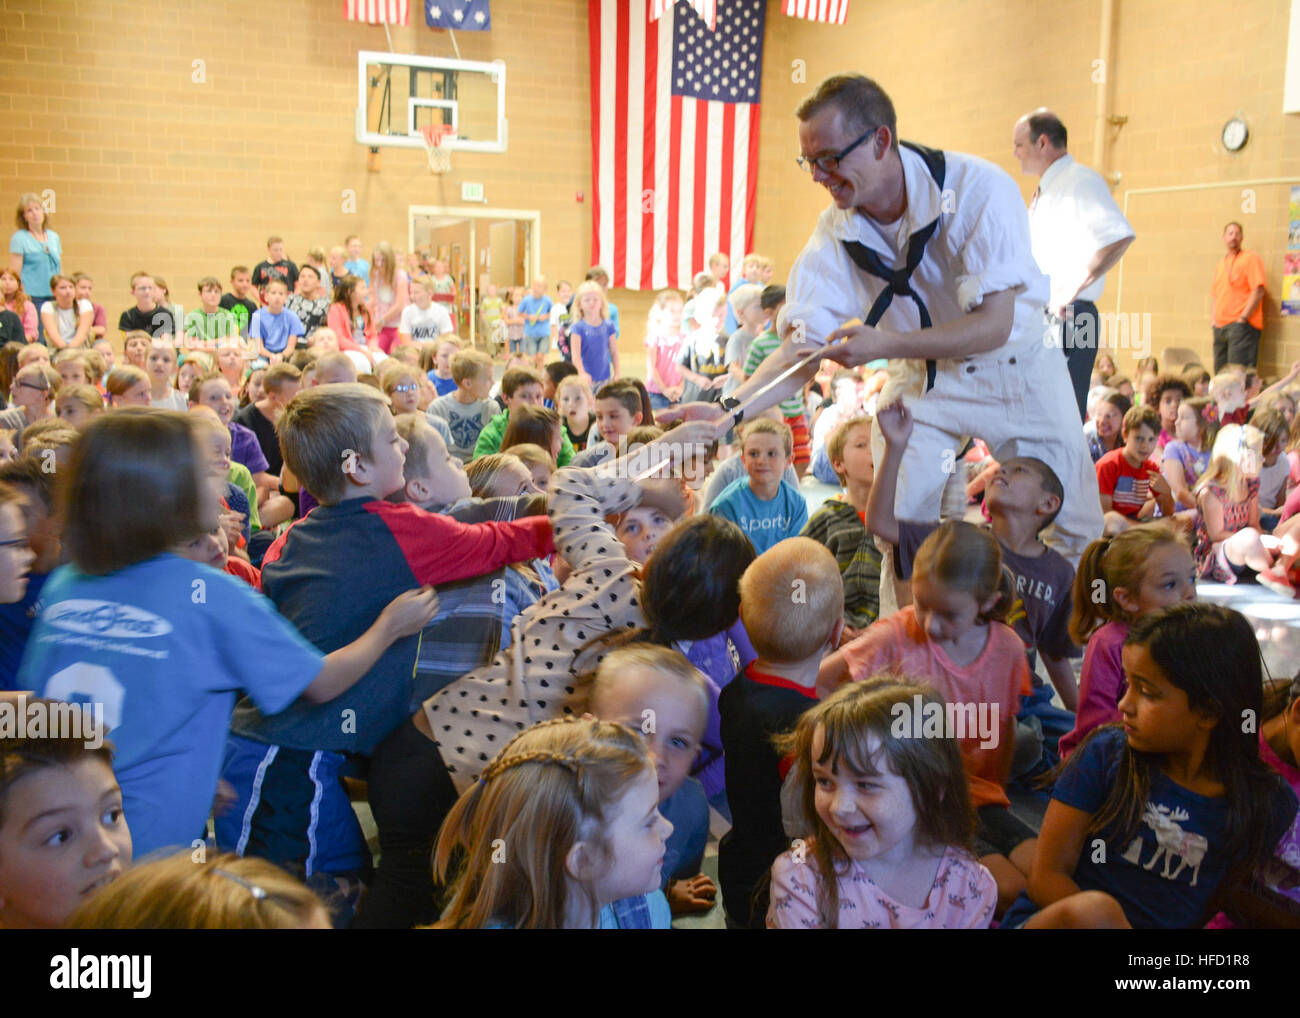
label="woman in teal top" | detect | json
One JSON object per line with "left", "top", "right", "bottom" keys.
{"left": 9, "top": 192, "right": 61, "bottom": 343}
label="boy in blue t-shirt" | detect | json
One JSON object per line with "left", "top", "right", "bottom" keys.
{"left": 710, "top": 417, "right": 807, "bottom": 555}
{"left": 518, "top": 277, "right": 554, "bottom": 371}
{"left": 249, "top": 279, "right": 305, "bottom": 362}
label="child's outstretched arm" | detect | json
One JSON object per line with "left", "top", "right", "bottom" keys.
{"left": 303, "top": 586, "right": 439, "bottom": 703}
{"left": 1253, "top": 360, "right": 1300, "bottom": 405}
{"left": 864, "top": 400, "right": 912, "bottom": 546}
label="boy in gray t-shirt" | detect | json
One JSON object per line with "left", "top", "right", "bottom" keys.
{"left": 426, "top": 349, "right": 497, "bottom": 462}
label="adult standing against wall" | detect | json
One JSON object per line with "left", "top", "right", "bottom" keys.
{"left": 1013, "top": 109, "right": 1135, "bottom": 419}
{"left": 8, "top": 193, "right": 61, "bottom": 344}
{"left": 1211, "top": 221, "right": 1266, "bottom": 372}
{"left": 669, "top": 75, "right": 1102, "bottom": 565}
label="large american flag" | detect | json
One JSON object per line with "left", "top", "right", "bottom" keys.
{"left": 589, "top": 0, "right": 765, "bottom": 291}
{"left": 344, "top": 0, "right": 410, "bottom": 24}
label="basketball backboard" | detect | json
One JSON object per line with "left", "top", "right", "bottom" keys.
{"left": 355, "top": 51, "right": 507, "bottom": 153}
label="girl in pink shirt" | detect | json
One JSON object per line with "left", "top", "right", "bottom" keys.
{"left": 1058, "top": 523, "right": 1195, "bottom": 760}
{"left": 819, "top": 521, "right": 1031, "bottom": 911}
{"left": 766, "top": 677, "right": 997, "bottom": 929}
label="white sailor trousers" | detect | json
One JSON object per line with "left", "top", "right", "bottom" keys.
{"left": 896, "top": 334, "right": 1104, "bottom": 567}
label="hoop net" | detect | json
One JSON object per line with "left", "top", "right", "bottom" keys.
{"left": 420, "top": 124, "right": 456, "bottom": 174}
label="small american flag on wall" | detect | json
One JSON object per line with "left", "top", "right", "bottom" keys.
{"left": 782, "top": 0, "right": 848, "bottom": 24}
{"left": 344, "top": 0, "right": 410, "bottom": 24}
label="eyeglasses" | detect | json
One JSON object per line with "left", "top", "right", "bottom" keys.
{"left": 795, "top": 126, "right": 879, "bottom": 176}
{"left": 391, "top": 383, "right": 419, "bottom": 394}
{"left": 16, "top": 382, "right": 48, "bottom": 394}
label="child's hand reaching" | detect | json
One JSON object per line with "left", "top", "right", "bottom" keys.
{"left": 378, "top": 586, "right": 440, "bottom": 639}
{"left": 667, "top": 873, "right": 718, "bottom": 915}
{"left": 1146, "top": 469, "right": 1171, "bottom": 501}
{"left": 219, "top": 510, "right": 245, "bottom": 550}
{"left": 875, "top": 400, "right": 913, "bottom": 446}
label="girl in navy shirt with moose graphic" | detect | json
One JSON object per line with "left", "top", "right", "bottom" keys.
{"left": 1001, "top": 602, "right": 1297, "bottom": 929}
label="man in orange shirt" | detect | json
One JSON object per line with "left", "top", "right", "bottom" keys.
{"left": 1211, "top": 221, "right": 1266, "bottom": 371}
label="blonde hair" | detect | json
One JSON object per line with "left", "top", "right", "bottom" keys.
{"left": 774, "top": 676, "right": 975, "bottom": 928}
{"left": 1069, "top": 522, "right": 1187, "bottom": 643}
{"left": 741, "top": 416, "right": 793, "bottom": 457}
{"left": 313, "top": 351, "right": 357, "bottom": 382}
{"left": 450, "top": 348, "right": 493, "bottom": 385}
{"left": 371, "top": 240, "right": 397, "bottom": 289}
{"left": 465, "top": 452, "right": 526, "bottom": 498}
{"left": 572, "top": 281, "right": 610, "bottom": 322}
{"left": 1209, "top": 370, "right": 1245, "bottom": 401}
{"left": 509, "top": 442, "right": 554, "bottom": 478}
{"left": 15, "top": 362, "right": 60, "bottom": 397}
{"left": 432, "top": 717, "right": 653, "bottom": 929}
{"left": 393, "top": 413, "right": 441, "bottom": 482}
{"left": 1194, "top": 423, "right": 1261, "bottom": 505}
{"left": 912, "top": 521, "right": 1014, "bottom": 624}
{"left": 55, "top": 383, "right": 104, "bottom": 417}
{"left": 277, "top": 383, "right": 391, "bottom": 504}
{"left": 587, "top": 644, "right": 709, "bottom": 718}
{"left": 826, "top": 415, "right": 872, "bottom": 486}
{"left": 20, "top": 419, "right": 78, "bottom": 455}
{"left": 378, "top": 359, "right": 420, "bottom": 392}
{"left": 740, "top": 537, "right": 843, "bottom": 662}
{"left": 104, "top": 365, "right": 148, "bottom": 398}
{"left": 728, "top": 283, "right": 764, "bottom": 318}
{"left": 66, "top": 852, "right": 327, "bottom": 930}
{"left": 555, "top": 374, "right": 593, "bottom": 403}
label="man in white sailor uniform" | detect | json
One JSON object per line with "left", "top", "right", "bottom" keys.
{"left": 684, "top": 73, "right": 1103, "bottom": 566}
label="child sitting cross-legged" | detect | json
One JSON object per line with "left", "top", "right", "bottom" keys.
{"left": 1096, "top": 404, "right": 1175, "bottom": 534}
{"left": 710, "top": 417, "right": 808, "bottom": 556}
{"left": 585, "top": 644, "right": 717, "bottom": 917}
{"left": 1003, "top": 603, "right": 1298, "bottom": 929}
{"left": 719, "top": 537, "right": 844, "bottom": 928}
{"left": 766, "top": 677, "right": 998, "bottom": 928}
{"left": 214, "top": 385, "right": 555, "bottom": 924}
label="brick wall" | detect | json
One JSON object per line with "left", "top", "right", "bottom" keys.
{"left": 2, "top": 0, "right": 1297, "bottom": 379}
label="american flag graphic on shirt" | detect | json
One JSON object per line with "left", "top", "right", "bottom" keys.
{"left": 1112, "top": 472, "right": 1151, "bottom": 514}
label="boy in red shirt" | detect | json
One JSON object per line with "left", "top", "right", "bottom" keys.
{"left": 1096, "top": 405, "right": 1174, "bottom": 533}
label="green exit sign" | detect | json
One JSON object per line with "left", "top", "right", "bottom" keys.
{"left": 461, "top": 182, "right": 485, "bottom": 203}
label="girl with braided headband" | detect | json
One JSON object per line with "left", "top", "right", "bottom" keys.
{"left": 432, "top": 718, "right": 673, "bottom": 929}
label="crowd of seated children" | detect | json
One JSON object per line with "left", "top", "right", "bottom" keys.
{"left": 8, "top": 240, "right": 1300, "bottom": 933}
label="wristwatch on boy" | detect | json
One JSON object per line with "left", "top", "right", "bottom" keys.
{"left": 720, "top": 395, "right": 744, "bottom": 426}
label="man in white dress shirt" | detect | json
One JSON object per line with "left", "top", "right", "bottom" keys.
{"left": 1013, "top": 109, "right": 1135, "bottom": 419}
{"left": 668, "top": 75, "right": 1101, "bottom": 566}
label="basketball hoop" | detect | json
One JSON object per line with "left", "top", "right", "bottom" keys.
{"left": 420, "top": 123, "right": 456, "bottom": 174}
